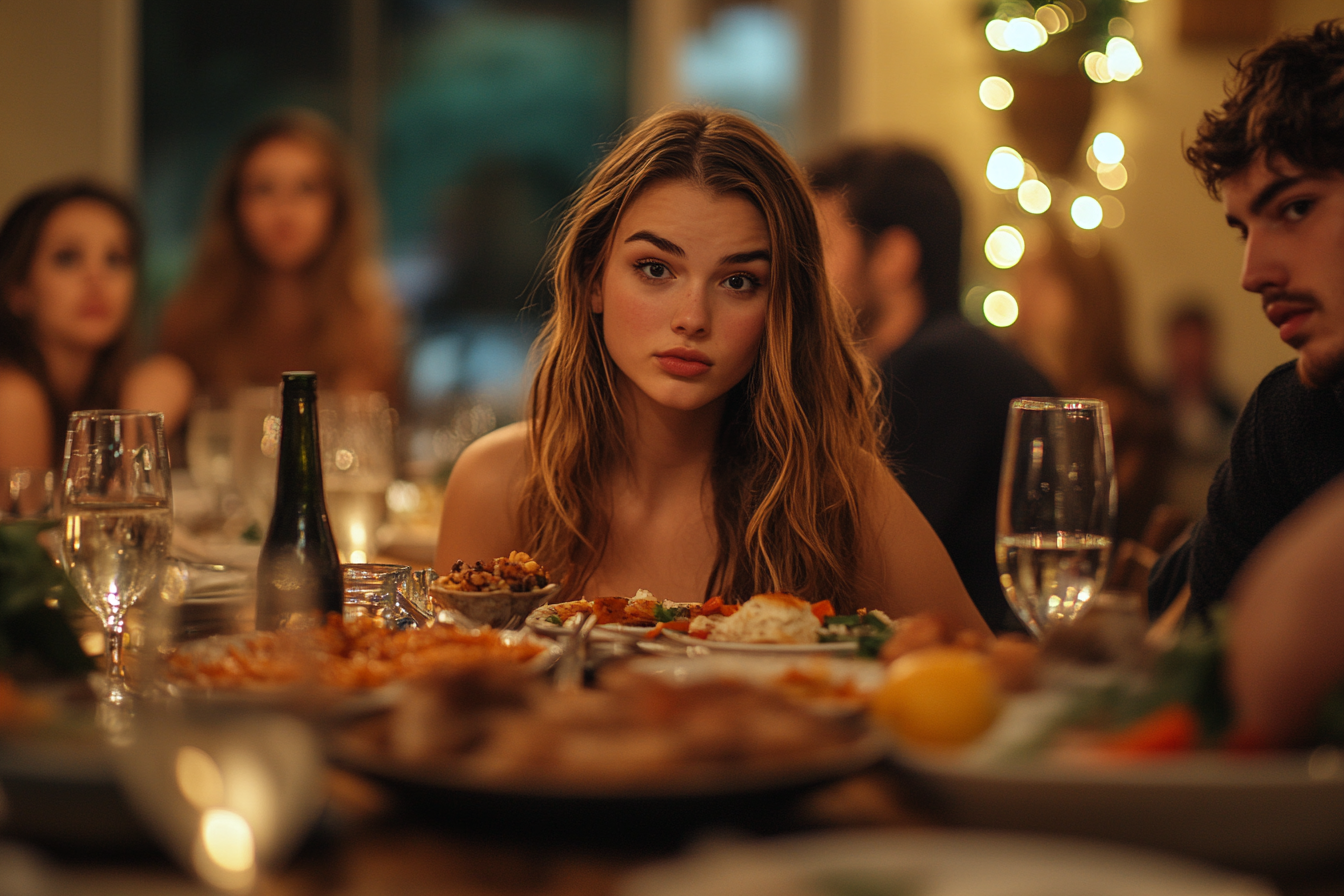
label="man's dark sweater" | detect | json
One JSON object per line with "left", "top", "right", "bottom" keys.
{"left": 1149, "top": 361, "right": 1344, "bottom": 619}
{"left": 882, "top": 314, "right": 1055, "bottom": 633}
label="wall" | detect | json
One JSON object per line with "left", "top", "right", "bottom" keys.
{"left": 0, "top": 0, "right": 137, "bottom": 212}
{"left": 835, "top": 0, "right": 1341, "bottom": 401}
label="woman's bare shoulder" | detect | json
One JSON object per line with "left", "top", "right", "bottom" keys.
{"left": 0, "top": 366, "right": 54, "bottom": 468}
{"left": 453, "top": 421, "right": 529, "bottom": 483}
{"left": 434, "top": 422, "right": 530, "bottom": 569}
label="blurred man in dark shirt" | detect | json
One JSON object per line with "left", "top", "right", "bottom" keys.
{"left": 811, "top": 145, "right": 1054, "bottom": 633}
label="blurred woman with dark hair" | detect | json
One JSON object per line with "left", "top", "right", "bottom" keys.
{"left": 1009, "top": 217, "right": 1174, "bottom": 541}
{"left": 159, "top": 109, "right": 402, "bottom": 404}
{"left": 0, "top": 179, "right": 192, "bottom": 469}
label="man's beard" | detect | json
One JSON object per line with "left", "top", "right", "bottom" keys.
{"left": 1297, "top": 349, "right": 1344, "bottom": 390}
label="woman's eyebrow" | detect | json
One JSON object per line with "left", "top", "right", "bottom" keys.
{"left": 623, "top": 230, "right": 683, "bottom": 256}
{"left": 721, "top": 249, "right": 770, "bottom": 265}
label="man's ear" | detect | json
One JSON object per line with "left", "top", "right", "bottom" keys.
{"left": 868, "top": 226, "right": 922, "bottom": 296}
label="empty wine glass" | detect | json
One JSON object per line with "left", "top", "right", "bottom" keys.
{"left": 60, "top": 411, "right": 174, "bottom": 702}
{"left": 995, "top": 398, "right": 1117, "bottom": 637}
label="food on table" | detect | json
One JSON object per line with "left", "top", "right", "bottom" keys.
{"left": 165, "top": 614, "right": 544, "bottom": 690}
{"left": 527, "top": 590, "right": 699, "bottom": 631}
{"left": 435, "top": 551, "right": 550, "bottom": 593}
{"left": 881, "top": 612, "right": 1040, "bottom": 693}
{"left": 359, "top": 663, "right": 870, "bottom": 787}
{"left": 870, "top": 646, "right": 1003, "bottom": 748}
{"left": 690, "top": 592, "right": 820, "bottom": 644}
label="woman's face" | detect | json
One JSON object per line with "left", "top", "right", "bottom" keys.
{"left": 7, "top": 199, "right": 135, "bottom": 355}
{"left": 594, "top": 179, "right": 771, "bottom": 415}
{"left": 237, "top": 136, "right": 335, "bottom": 273}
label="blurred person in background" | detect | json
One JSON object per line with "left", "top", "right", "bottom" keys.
{"left": 434, "top": 109, "right": 988, "bottom": 632}
{"left": 0, "top": 180, "right": 192, "bottom": 469}
{"left": 1161, "top": 302, "right": 1239, "bottom": 519}
{"left": 1007, "top": 216, "right": 1173, "bottom": 545}
{"left": 1149, "top": 20, "right": 1344, "bottom": 622}
{"left": 159, "top": 109, "right": 402, "bottom": 406}
{"left": 809, "top": 144, "right": 1053, "bottom": 633}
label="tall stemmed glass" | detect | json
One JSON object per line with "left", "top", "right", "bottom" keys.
{"left": 60, "top": 411, "right": 173, "bottom": 701}
{"left": 995, "top": 398, "right": 1117, "bottom": 637}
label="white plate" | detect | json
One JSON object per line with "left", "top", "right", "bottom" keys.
{"left": 617, "top": 829, "right": 1274, "bottom": 896}
{"left": 660, "top": 629, "right": 858, "bottom": 655}
{"left": 892, "top": 716, "right": 1344, "bottom": 871}
{"left": 525, "top": 619, "right": 654, "bottom": 643}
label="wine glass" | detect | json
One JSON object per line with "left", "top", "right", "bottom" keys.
{"left": 320, "top": 391, "right": 395, "bottom": 563}
{"left": 60, "top": 411, "right": 174, "bottom": 702}
{"left": 995, "top": 398, "right": 1117, "bottom": 637}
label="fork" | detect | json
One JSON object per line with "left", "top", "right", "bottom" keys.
{"left": 554, "top": 612, "right": 597, "bottom": 689}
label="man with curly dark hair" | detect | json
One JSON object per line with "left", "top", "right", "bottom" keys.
{"left": 1150, "top": 20, "right": 1344, "bottom": 620}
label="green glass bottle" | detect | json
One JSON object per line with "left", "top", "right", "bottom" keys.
{"left": 255, "top": 372, "right": 342, "bottom": 629}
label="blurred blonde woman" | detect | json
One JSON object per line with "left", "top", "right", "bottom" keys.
{"left": 433, "top": 108, "right": 987, "bottom": 630}
{"left": 1009, "top": 217, "right": 1173, "bottom": 541}
{"left": 160, "top": 109, "right": 401, "bottom": 404}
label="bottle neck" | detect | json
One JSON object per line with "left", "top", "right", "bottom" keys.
{"left": 274, "top": 384, "right": 325, "bottom": 512}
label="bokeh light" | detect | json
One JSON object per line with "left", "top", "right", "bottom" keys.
{"left": 985, "top": 19, "right": 1011, "bottom": 51}
{"left": 1071, "top": 196, "right": 1104, "bottom": 230}
{"left": 985, "top": 225, "right": 1026, "bottom": 269}
{"left": 1106, "top": 37, "right": 1143, "bottom": 80}
{"left": 986, "top": 146, "right": 1026, "bottom": 190}
{"left": 1097, "top": 162, "right": 1128, "bottom": 190}
{"left": 1084, "top": 51, "right": 1113, "bottom": 84}
{"left": 979, "top": 76, "right": 1014, "bottom": 110}
{"left": 176, "top": 747, "right": 225, "bottom": 811}
{"left": 1108, "top": 17, "right": 1135, "bottom": 38}
{"left": 1004, "top": 17, "right": 1047, "bottom": 52}
{"left": 1017, "top": 179, "right": 1052, "bottom": 214}
{"left": 1100, "top": 195, "right": 1126, "bottom": 227}
{"left": 1035, "top": 4, "right": 1068, "bottom": 33}
{"left": 984, "top": 290, "right": 1020, "bottom": 328}
{"left": 1092, "top": 132, "right": 1125, "bottom": 165}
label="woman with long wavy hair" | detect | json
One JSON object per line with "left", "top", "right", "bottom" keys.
{"left": 434, "top": 108, "right": 985, "bottom": 626}
{"left": 159, "top": 109, "right": 401, "bottom": 404}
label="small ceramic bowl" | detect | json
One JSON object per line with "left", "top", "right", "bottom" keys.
{"left": 428, "top": 581, "right": 561, "bottom": 629}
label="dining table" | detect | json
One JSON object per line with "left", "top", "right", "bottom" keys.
{"left": 3, "top": 543, "right": 1344, "bottom": 896}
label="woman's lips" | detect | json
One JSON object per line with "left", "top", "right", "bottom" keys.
{"left": 656, "top": 351, "right": 711, "bottom": 377}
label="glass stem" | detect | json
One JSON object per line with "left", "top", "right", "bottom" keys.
{"left": 105, "top": 617, "right": 127, "bottom": 689}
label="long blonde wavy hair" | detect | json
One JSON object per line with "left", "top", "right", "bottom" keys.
{"left": 523, "top": 108, "right": 885, "bottom": 607}
{"left": 160, "top": 109, "right": 400, "bottom": 402}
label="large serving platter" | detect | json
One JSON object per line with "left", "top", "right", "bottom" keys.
{"left": 329, "top": 717, "right": 886, "bottom": 837}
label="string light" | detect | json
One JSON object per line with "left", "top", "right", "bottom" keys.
{"left": 979, "top": 76, "right": 1015, "bottom": 110}
{"left": 983, "top": 290, "right": 1020, "bottom": 328}
{"left": 1071, "top": 196, "right": 1104, "bottom": 230}
{"left": 1017, "top": 179, "right": 1052, "bottom": 214}
{"left": 985, "top": 225, "right": 1026, "bottom": 269}
{"left": 986, "top": 146, "right": 1026, "bottom": 190}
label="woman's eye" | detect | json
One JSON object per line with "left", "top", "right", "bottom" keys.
{"left": 723, "top": 273, "right": 760, "bottom": 291}
{"left": 636, "top": 261, "right": 671, "bottom": 279}
{"left": 52, "top": 248, "right": 80, "bottom": 267}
